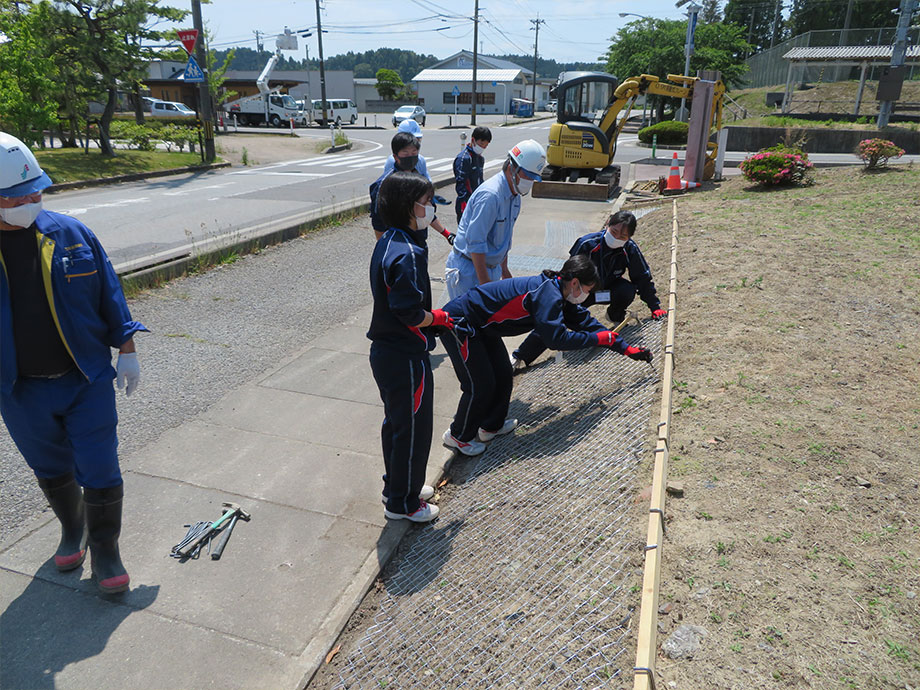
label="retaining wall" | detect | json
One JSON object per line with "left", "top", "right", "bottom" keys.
{"left": 725, "top": 125, "right": 919, "bottom": 154}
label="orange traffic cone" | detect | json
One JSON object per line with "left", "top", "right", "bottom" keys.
{"left": 665, "top": 152, "right": 683, "bottom": 191}
{"left": 684, "top": 180, "right": 700, "bottom": 190}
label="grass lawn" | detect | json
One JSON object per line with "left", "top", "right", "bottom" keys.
{"left": 35, "top": 148, "right": 205, "bottom": 184}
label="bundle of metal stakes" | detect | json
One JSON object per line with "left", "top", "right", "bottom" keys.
{"left": 170, "top": 502, "right": 251, "bottom": 560}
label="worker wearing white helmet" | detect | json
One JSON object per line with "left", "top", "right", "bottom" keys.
{"left": 444, "top": 139, "right": 545, "bottom": 300}
{"left": 0, "top": 132, "right": 147, "bottom": 594}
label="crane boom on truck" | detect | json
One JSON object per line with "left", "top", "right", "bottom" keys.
{"left": 223, "top": 28, "right": 305, "bottom": 128}
{"left": 544, "top": 72, "right": 725, "bottom": 185}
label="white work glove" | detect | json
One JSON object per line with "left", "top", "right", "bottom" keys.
{"left": 116, "top": 352, "right": 140, "bottom": 396}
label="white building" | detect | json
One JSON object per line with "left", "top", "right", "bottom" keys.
{"left": 410, "top": 51, "right": 551, "bottom": 115}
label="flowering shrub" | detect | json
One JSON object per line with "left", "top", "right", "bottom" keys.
{"left": 739, "top": 146, "right": 814, "bottom": 187}
{"left": 857, "top": 138, "right": 905, "bottom": 169}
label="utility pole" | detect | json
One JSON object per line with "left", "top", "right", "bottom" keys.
{"left": 530, "top": 16, "right": 545, "bottom": 115}
{"left": 471, "top": 0, "right": 479, "bottom": 125}
{"left": 315, "top": 0, "right": 328, "bottom": 126}
{"left": 877, "top": 0, "right": 918, "bottom": 128}
{"left": 770, "top": 0, "right": 782, "bottom": 48}
{"left": 191, "top": 0, "right": 215, "bottom": 162}
{"left": 676, "top": 1, "right": 701, "bottom": 122}
{"left": 253, "top": 29, "right": 263, "bottom": 52}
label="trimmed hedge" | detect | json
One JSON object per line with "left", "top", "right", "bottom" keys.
{"left": 637, "top": 120, "right": 689, "bottom": 145}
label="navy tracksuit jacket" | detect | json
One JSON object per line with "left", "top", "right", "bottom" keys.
{"left": 514, "top": 231, "right": 661, "bottom": 364}
{"left": 439, "top": 274, "right": 628, "bottom": 442}
{"left": 367, "top": 225, "right": 436, "bottom": 515}
{"left": 453, "top": 144, "right": 484, "bottom": 222}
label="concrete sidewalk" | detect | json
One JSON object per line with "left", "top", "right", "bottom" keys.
{"left": 0, "top": 189, "right": 614, "bottom": 689}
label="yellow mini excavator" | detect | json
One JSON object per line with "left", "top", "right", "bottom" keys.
{"left": 544, "top": 71, "right": 725, "bottom": 185}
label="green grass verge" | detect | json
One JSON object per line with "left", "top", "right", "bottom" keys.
{"left": 34, "top": 148, "right": 205, "bottom": 184}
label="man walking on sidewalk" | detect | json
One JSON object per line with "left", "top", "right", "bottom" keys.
{"left": 444, "top": 139, "right": 545, "bottom": 300}
{"left": 0, "top": 132, "right": 147, "bottom": 594}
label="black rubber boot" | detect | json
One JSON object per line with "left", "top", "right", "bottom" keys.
{"left": 83, "top": 484, "right": 130, "bottom": 594}
{"left": 36, "top": 473, "right": 87, "bottom": 571}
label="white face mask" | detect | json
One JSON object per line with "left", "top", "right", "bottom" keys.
{"left": 565, "top": 281, "right": 590, "bottom": 305}
{"left": 414, "top": 202, "right": 435, "bottom": 230}
{"left": 0, "top": 200, "right": 42, "bottom": 228}
{"left": 604, "top": 229, "right": 627, "bottom": 249}
{"left": 471, "top": 143, "right": 485, "bottom": 155}
{"left": 515, "top": 176, "right": 534, "bottom": 196}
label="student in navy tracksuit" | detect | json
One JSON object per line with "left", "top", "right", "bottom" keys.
{"left": 369, "top": 132, "right": 454, "bottom": 244}
{"left": 367, "top": 171, "right": 457, "bottom": 523}
{"left": 512, "top": 210, "right": 667, "bottom": 367}
{"left": 453, "top": 126, "right": 491, "bottom": 223}
{"left": 438, "top": 255, "right": 652, "bottom": 456}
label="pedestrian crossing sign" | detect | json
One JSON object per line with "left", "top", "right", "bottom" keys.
{"left": 183, "top": 55, "right": 205, "bottom": 82}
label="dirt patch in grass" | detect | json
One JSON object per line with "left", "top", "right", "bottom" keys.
{"left": 214, "top": 131, "right": 368, "bottom": 167}
{"left": 635, "top": 164, "right": 920, "bottom": 689}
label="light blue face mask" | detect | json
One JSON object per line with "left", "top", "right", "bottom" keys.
{"left": 0, "top": 200, "right": 42, "bottom": 228}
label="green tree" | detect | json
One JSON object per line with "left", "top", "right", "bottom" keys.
{"left": 0, "top": 2, "right": 59, "bottom": 144}
{"left": 724, "top": 0, "right": 777, "bottom": 55}
{"left": 700, "top": 0, "right": 723, "bottom": 24}
{"left": 375, "top": 68, "right": 403, "bottom": 100}
{"left": 51, "top": 0, "right": 187, "bottom": 156}
{"left": 788, "top": 0, "right": 900, "bottom": 39}
{"left": 605, "top": 18, "right": 751, "bottom": 119}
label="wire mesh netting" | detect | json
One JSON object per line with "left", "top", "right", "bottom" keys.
{"left": 329, "top": 319, "right": 663, "bottom": 690}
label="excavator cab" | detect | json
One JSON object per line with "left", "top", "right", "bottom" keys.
{"left": 545, "top": 72, "right": 623, "bottom": 184}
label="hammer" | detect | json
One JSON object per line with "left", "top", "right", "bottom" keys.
{"left": 612, "top": 309, "right": 641, "bottom": 333}
{"left": 174, "top": 502, "right": 249, "bottom": 559}
{"left": 210, "top": 503, "right": 251, "bottom": 560}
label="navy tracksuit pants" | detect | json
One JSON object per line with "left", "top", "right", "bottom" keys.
{"left": 370, "top": 347, "right": 433, "bottom": 515}
{"left": 440, "top": 331, "right": 513, "bottom": 443}
{"left": 513, "top": 278, "right": 638, "bottom": 364}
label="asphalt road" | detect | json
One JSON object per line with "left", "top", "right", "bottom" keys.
{"left": 42, "top": 114, "right": 576, "bottom": 271}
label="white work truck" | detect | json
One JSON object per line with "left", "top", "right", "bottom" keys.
{"left": 223, "top": 50, "right": 304, "bottom": 127}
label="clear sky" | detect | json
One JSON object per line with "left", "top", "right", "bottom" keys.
{"left": 199, "top": 0, "right": 687, "bottom": 65}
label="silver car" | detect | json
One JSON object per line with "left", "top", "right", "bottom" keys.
{"left": 392, "top": 105, "right": 426, "bottom": 127}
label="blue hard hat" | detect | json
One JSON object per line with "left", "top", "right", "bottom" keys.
{"left": 397, "top": 119, "right": 423, "bottom": 138}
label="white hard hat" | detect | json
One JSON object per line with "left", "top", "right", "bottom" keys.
{"left": 0, "top": 132, "right": 52, "bottom": 197}
{"left": 397, "top": 119, "right": 423, "bottom": 138}
{"left": 508, "top": 139, "right": 546, "bottom": 180}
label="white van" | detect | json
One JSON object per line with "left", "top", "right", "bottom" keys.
{"left": 144, "top": 98, "right": 196, "bottom": 118}
{"left": 311, "top": 99, "right": 358, "bottom": 126}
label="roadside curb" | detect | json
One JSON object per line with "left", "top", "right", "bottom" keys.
{"left": 116, "top": 174, "right": 456, "bottom": 289}
{"left": 46, "top": 161, "right": 231, "bottom": 194}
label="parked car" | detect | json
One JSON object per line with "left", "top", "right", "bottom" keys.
{"left": 312, "top": 99, "right": 358, "bottom": 126}
{"left": 546, "top": 99, "right": 557, "bottom": 113}
{"left": 392, "top": 105, "right": 425, "bottom": 127}
{"left": 144, "top": 98, "right": 196, "bottom": 118}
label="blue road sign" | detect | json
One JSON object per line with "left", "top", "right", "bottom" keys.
{"left": 452, "top": 85, "right": 461, "bottom": 97}
{"left": 184, "top": 55, "right": 205, "bottom": 83}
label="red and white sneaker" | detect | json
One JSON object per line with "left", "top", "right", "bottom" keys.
{"left": 442, "top": 430, "right": 486, "bottom": 456}
{"left": 384, "top": 500, "right": 440, "bottom": 523}
{"left": 381, "top": 485, "right": 435, "bottom": 505}
{"left": 478, "top": 418, "right": 518, "bottom": 442}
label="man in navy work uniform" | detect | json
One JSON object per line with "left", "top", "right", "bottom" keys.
{"left": 452, "top": 126, "right": 491, "bottom": 223}
{"left": 382, "top": 118, "right": 429, "bottom": 178}
{"left": 0, "top": 132, "right": 147, "bottom": 594}
{"left": 512, "top": 210, "right": 666, "bottom": 368}
{"left": 445, "top": 139, "right": 545, "bottom": 300}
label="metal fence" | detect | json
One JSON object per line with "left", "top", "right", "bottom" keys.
{"left": 328, "top": 319, "right": 663, "bottom": 689}
{"left": 745, "top": 27, "right": 920, "bottom": 89}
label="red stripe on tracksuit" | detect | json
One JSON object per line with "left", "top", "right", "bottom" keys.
{"left": 485, "top": 294, "right": 529, "bottom": 325}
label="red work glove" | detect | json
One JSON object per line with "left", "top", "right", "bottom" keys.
{"left": 625, "top": 345, "right": 653, "bottom": 362}
{"left": 651, "top": 309, "right": 668, "bottom": 320}
{"left": 595, "top": 330, "right": 619, "bottom": 347}
{"left": 431, "top": 309, "right": 454, "bottom": 329}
